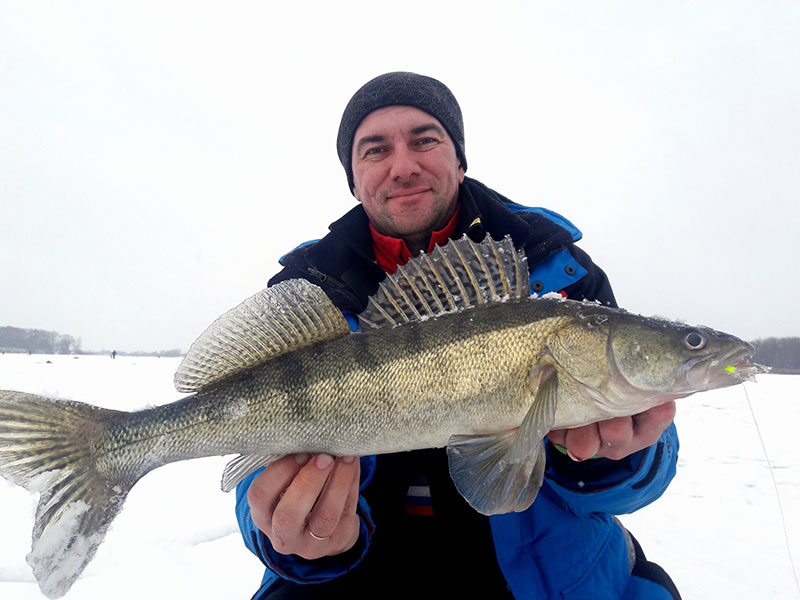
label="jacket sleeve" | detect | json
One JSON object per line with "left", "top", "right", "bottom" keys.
{"left": 234, "top": 457, "right": 376, "bottom": 585}
{"left": 543, "top": 423, "right": 679, "bottom": 515}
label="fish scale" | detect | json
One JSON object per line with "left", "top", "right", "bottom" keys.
{"left": 0, "top": 235, "right": 764, "bottom": 599}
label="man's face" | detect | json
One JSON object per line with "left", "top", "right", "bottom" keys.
{"left": 351, "top": 106, "right": 465, "bottom": 241}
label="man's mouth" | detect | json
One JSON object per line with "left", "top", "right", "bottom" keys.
{"left": 387, "top": 187, "right": 431, "bottom": 200}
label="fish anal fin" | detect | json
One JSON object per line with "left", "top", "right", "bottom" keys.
{"left": 221, "top": 453, "right": 282, "bottom": 492}
{"left": 446, "top": 369, "right": 558, "bottom": 515}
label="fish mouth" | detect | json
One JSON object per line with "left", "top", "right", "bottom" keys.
{"left": 683, "top": 341, "right": 768, "bottom": 389}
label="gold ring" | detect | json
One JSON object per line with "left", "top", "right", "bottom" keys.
{"left": 308, "top": 529, "right": 330, "bottom": 541}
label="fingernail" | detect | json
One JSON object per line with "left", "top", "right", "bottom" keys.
{"left": 566, "top": 449, "right": 585, "bottom": 462}
{"left": 294, "top": 453, "right": 310, "bottom": 465}
{"left": 315, "top": 454, "right": 333, "bottom": 469}
{"left": 343, "top": 455, "right": 356, "bottom": 464}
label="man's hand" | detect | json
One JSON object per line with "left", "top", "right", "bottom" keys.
{"left": 247, "top": 453, "right": 361, "bottom": 559}
{"left": 546, "top": 401, "right": 676, "bottom": 461}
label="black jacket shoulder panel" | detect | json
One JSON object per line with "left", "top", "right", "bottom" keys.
{"left": 460, "top": 179, "right": 576, "bottom": 266}
{"left": 268, "top": 207, "right": 385, "bottom": 313}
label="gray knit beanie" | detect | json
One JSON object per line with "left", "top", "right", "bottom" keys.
{"left": 337, "top": 72, "right": 467, "bottom": 194}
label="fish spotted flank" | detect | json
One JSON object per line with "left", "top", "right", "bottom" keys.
{"left": 0, "top": 235, "right": 763, "bottom": 598}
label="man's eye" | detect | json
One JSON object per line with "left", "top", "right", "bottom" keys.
{"left": 416, "top": 137, "right": 437, "bottom": 146}
{"left": 364, "top": 147, "right": 385, "bottom": 156}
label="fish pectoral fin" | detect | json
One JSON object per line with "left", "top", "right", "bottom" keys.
{"left": 446, "top": 371, "right": 558, "bottom": 515}
{"left": 221, "top": 453, "right": 282, "bottom": 492}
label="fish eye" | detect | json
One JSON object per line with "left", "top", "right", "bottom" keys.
{"left": 683, "top": 331, "right": 706, "bottom": 350}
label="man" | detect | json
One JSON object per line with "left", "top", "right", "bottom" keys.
{"left": 236, "top": 72, "right": 681, "bottom": 599}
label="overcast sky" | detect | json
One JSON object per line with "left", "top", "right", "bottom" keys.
{"left": 1, "top": 1, "right": 798, "bottom": 353}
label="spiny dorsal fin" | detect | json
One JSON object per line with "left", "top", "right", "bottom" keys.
{"left": 358, "top": 235, "right": 528, "bottom": 330}
{"left": 174, "top": 279, "right": 350, "bottom": 393}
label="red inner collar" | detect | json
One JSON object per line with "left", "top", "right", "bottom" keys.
{"left": 370, "top": 203, "right": 460, "bottom": 274}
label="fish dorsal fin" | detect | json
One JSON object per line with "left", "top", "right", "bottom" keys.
{"left": 174, "top": 279, "right": 350, "bottom": 393}
{"left": 358, "top": 235, "right": 528, "bottom": 329}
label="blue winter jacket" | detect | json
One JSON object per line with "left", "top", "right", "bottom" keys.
{"left": 236, "top": 178, "right": 680, "bottom": 599}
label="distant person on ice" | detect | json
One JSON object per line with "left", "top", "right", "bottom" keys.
{"left": 111, "top": 350, "right": 116, "bottom": 360}
{"left": 235, "top": 72, "right": 682, "bottom": 599}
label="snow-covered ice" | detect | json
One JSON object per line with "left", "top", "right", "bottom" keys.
{"left": 0, "top": 354, "right": 264, "bottom": 599}
{"left": 621, "top": 373, "right": 800, "bottom": 598}
{"left": 0, "top": 354, "right": 798, "bottom": 598}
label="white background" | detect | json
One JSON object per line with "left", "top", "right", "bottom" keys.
{"left": 2, "top": 1, "right": 799, "bottom": 352}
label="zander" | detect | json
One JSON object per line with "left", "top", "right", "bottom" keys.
{"left": 0, "top": 235, "right": 762, "bottom": 598}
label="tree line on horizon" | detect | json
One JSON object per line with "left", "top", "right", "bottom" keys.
{"left": 0, "top": 326, "right": 181, "bottom": 357}
{"left": 0, "top": 326, "right": 80, "bottom": 355}
{"left": 750, "top": 337, "right": 800, "bottom": 373}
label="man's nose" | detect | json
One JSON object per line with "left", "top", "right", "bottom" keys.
{"left": 389, "top": 145, "right": 420, "bottom": 181}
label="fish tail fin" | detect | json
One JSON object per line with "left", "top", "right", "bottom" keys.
{"left": 0, "top": 390, "right": 133, "bottom": 599}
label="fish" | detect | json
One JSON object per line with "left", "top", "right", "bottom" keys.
{"left": 0, "top": 235, "right": 763, "bottom": 598}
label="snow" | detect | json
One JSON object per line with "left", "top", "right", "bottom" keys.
{"left": 0, "top": 354, "right": 264, "bottom": 600}
{"left": 0, "top": 354, "right": 798, "bottom": 598}
{"left": 620, "top": 373, "right": 800, "bottom": 598}
{"left": 27, "top": 499, "right": 94, "bottom": 599}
